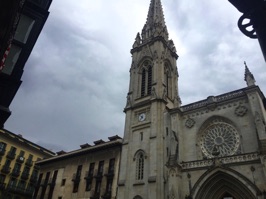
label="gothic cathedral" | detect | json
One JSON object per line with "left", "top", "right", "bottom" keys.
{"left": 117, "top": 0, "right": 266, "bottom": 199}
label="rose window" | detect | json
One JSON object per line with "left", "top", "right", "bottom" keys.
{"left": 199, "top": 122, "right": 240, "bottom": 158}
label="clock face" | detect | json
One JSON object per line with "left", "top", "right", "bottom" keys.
{"left": 138, "top": 113, "right": 146, "bottom": 121}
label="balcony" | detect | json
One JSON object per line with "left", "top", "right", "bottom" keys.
{"left": 0, "top": 148, "right": 6, "bottom": 156}
{"left": 84, "top": 171, "right": 94, "bottom": 180}
{"left": 6, "top": 152, "right": 16, "bottom": 160}
{"left": 1, "top": 166, "right": 11, "bottom": 174}
{"left": 11, "top": 169, "right": 20, "bottom": 177}
{"left": 21, "top": 172, "right": 29, "bottom": 180}
{"left": 16, "top": 156, "right": 25, "bottom": 163}
{"left": 104, "top": 170, "right": 114, "bottom": 178}
{"left": 94, "top": 170, "right": 103, "bottom": 179}
{"left": 72, "top": 173, "right": 81, "bottom": 183}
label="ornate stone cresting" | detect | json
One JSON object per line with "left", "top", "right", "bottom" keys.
{"left": 181, "top": 153, "right": 259, "bottom": 170}
{"left": 142, "top": 0, "right": 169, "bottom": 43}
{"left": 244, "top": 61, "right": 256, "bottom": 87}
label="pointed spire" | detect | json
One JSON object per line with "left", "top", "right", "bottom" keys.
{"left": 244, "top": 61, "right": 256, "bottom": 87}
{"left": 141, "top": 0, "right": 169, "bottom": 42}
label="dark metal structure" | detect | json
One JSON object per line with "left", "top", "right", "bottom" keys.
{"left": 0, "top": 0, "right": 53, "bottom": 128}
{"left": 229, "top": 0, "right": 266, "bottom": 62}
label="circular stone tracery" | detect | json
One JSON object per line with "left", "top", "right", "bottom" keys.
{"left": 200, "top": 122, "right": 240, "bottom": 158}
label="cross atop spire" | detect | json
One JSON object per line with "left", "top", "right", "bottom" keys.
{"left": 244, "top": 61, "right": 256, "bottom": 87}
{"left": 141, "top": 0, "right": 169, "bottom": 42}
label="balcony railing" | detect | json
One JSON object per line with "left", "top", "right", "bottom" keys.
{"left": 84, "top": 171, "right": 94, "bottom": 180}
{"left": 94, "top": 169, "right": 103, "bottom": 179}
{"left": 6, "top": 152, "right": 16, "bottom": 159}
{"left": 72, "top": 173, "right": 81, "bottom": 183}
{"left": 105, "top": 170, "right": 114, "bottom": 178}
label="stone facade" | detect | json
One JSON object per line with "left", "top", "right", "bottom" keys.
{"left": 35, "top": 136, "right": 122, "bottom": 199}
{"left": 117, "top": 0, "right": 266, "bottom": 198}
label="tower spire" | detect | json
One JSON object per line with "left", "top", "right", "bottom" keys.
{"left": 244, "top": 61, "right": 256, "bottom": 87}
{"left": 141, "top": 0, "right": 169, "bottom": 42}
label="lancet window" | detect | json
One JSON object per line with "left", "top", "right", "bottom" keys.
{"left": 136, "top": 152, "right": 144, "bottom": 180}
{"left": 140, "top": 62, "right": 152, "bottom": 97}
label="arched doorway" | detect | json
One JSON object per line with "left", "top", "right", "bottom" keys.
{"left": 194, "top": 171, "right": 257, "bottom": 199}
{"left": 221, "top": 192, "right": 234, "bottom": 199}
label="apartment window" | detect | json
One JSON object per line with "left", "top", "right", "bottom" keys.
{"left": 28, "top": 154, "right": 33, "bottom": 161}
{"left": 19, "top": 150, "right": 25, "bottom": 157}
{"left": 52, "top": 170, "right": 58, "bottom": 183}
{"left": 85, "top": 180, "right": 92, "bottom": 191}
{"left": 40, "top": 172, "right": 50, "bottom": 199}
{"left": 106, "top": 179, "right": 112, "bottom": 194}
{"left": 17, "top": 180, "right": 26, "bottom": 190}
{"left": 136, "top": 152, "right": 144, "bottom": 180}
{"left": 108, "top": 159, "right": 115, "bottom": 174}
{"left": 13, "top": 163, "right": 21, "bottom": 173}
{"left": 8, "top": 177, "right": 17, "bottom": 189}
{"left": 33, "top": 173, "right": 43, "bottom": 198}
{"left": 73, "top": 182, "right": 79, "bottom": 193}
{"left": 98, "top": 161, "right": 104, "bottom": 175}
{"left": 61, "top": 179, "right": 66, "bottom": 186}
{"left": 0, "top": 142, "right": 6, "bottom": 153}
{"left": 95, "top": 180, "right": 101, "bottom": 195}
{"left": 77, "top": 165, "right": 82, "bottom": 178}
{"left": 0, "top": 174, "right": 6, "bottom": 183}
{"left": 9, "top": 146, "right": 17, "bottom": 156}
{"left": 88, "top": 163, "right": 95, "bottom": 176}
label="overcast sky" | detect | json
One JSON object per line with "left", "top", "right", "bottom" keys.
{"left": 5, "top": 0, "right": 266, "bottom": 152}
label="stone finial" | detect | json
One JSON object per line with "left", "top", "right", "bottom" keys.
{"left": 244, "top": 61, "right": 256, "bottom": 87}
{"left": 133, "top": 33, "right": 141, "bottom": 48}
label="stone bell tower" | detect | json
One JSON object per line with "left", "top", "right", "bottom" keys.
{"left": 117, "top": 0, "right": 180, "bottom": 198}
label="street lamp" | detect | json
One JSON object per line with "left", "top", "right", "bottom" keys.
{"left": 228, "top": 0, "right": 266, "bottom": 62}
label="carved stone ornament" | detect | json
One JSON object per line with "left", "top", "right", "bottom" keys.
{"left": 185, "top": 118, "right": 195, "bottom": 128}
{"left": 199, "top": 122, "right": 240, "bottom": 158}
{"left": 235, "top": 105, "right": 248, "bottom": 116}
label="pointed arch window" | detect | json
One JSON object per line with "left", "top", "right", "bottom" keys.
{"left": 136, "top": 152, "right": 144, "bottom": 180}
{"left": 141, "top": 69, "right": 146, "bottom": 97}
{"left": 164, "top": 65, "right": 171, "bottom": 98}
{"left": 147, "top": 66, "right": 152, "bottom": 95}
{"left": 140, "top": 62, "right": 152, "bottom": 97}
